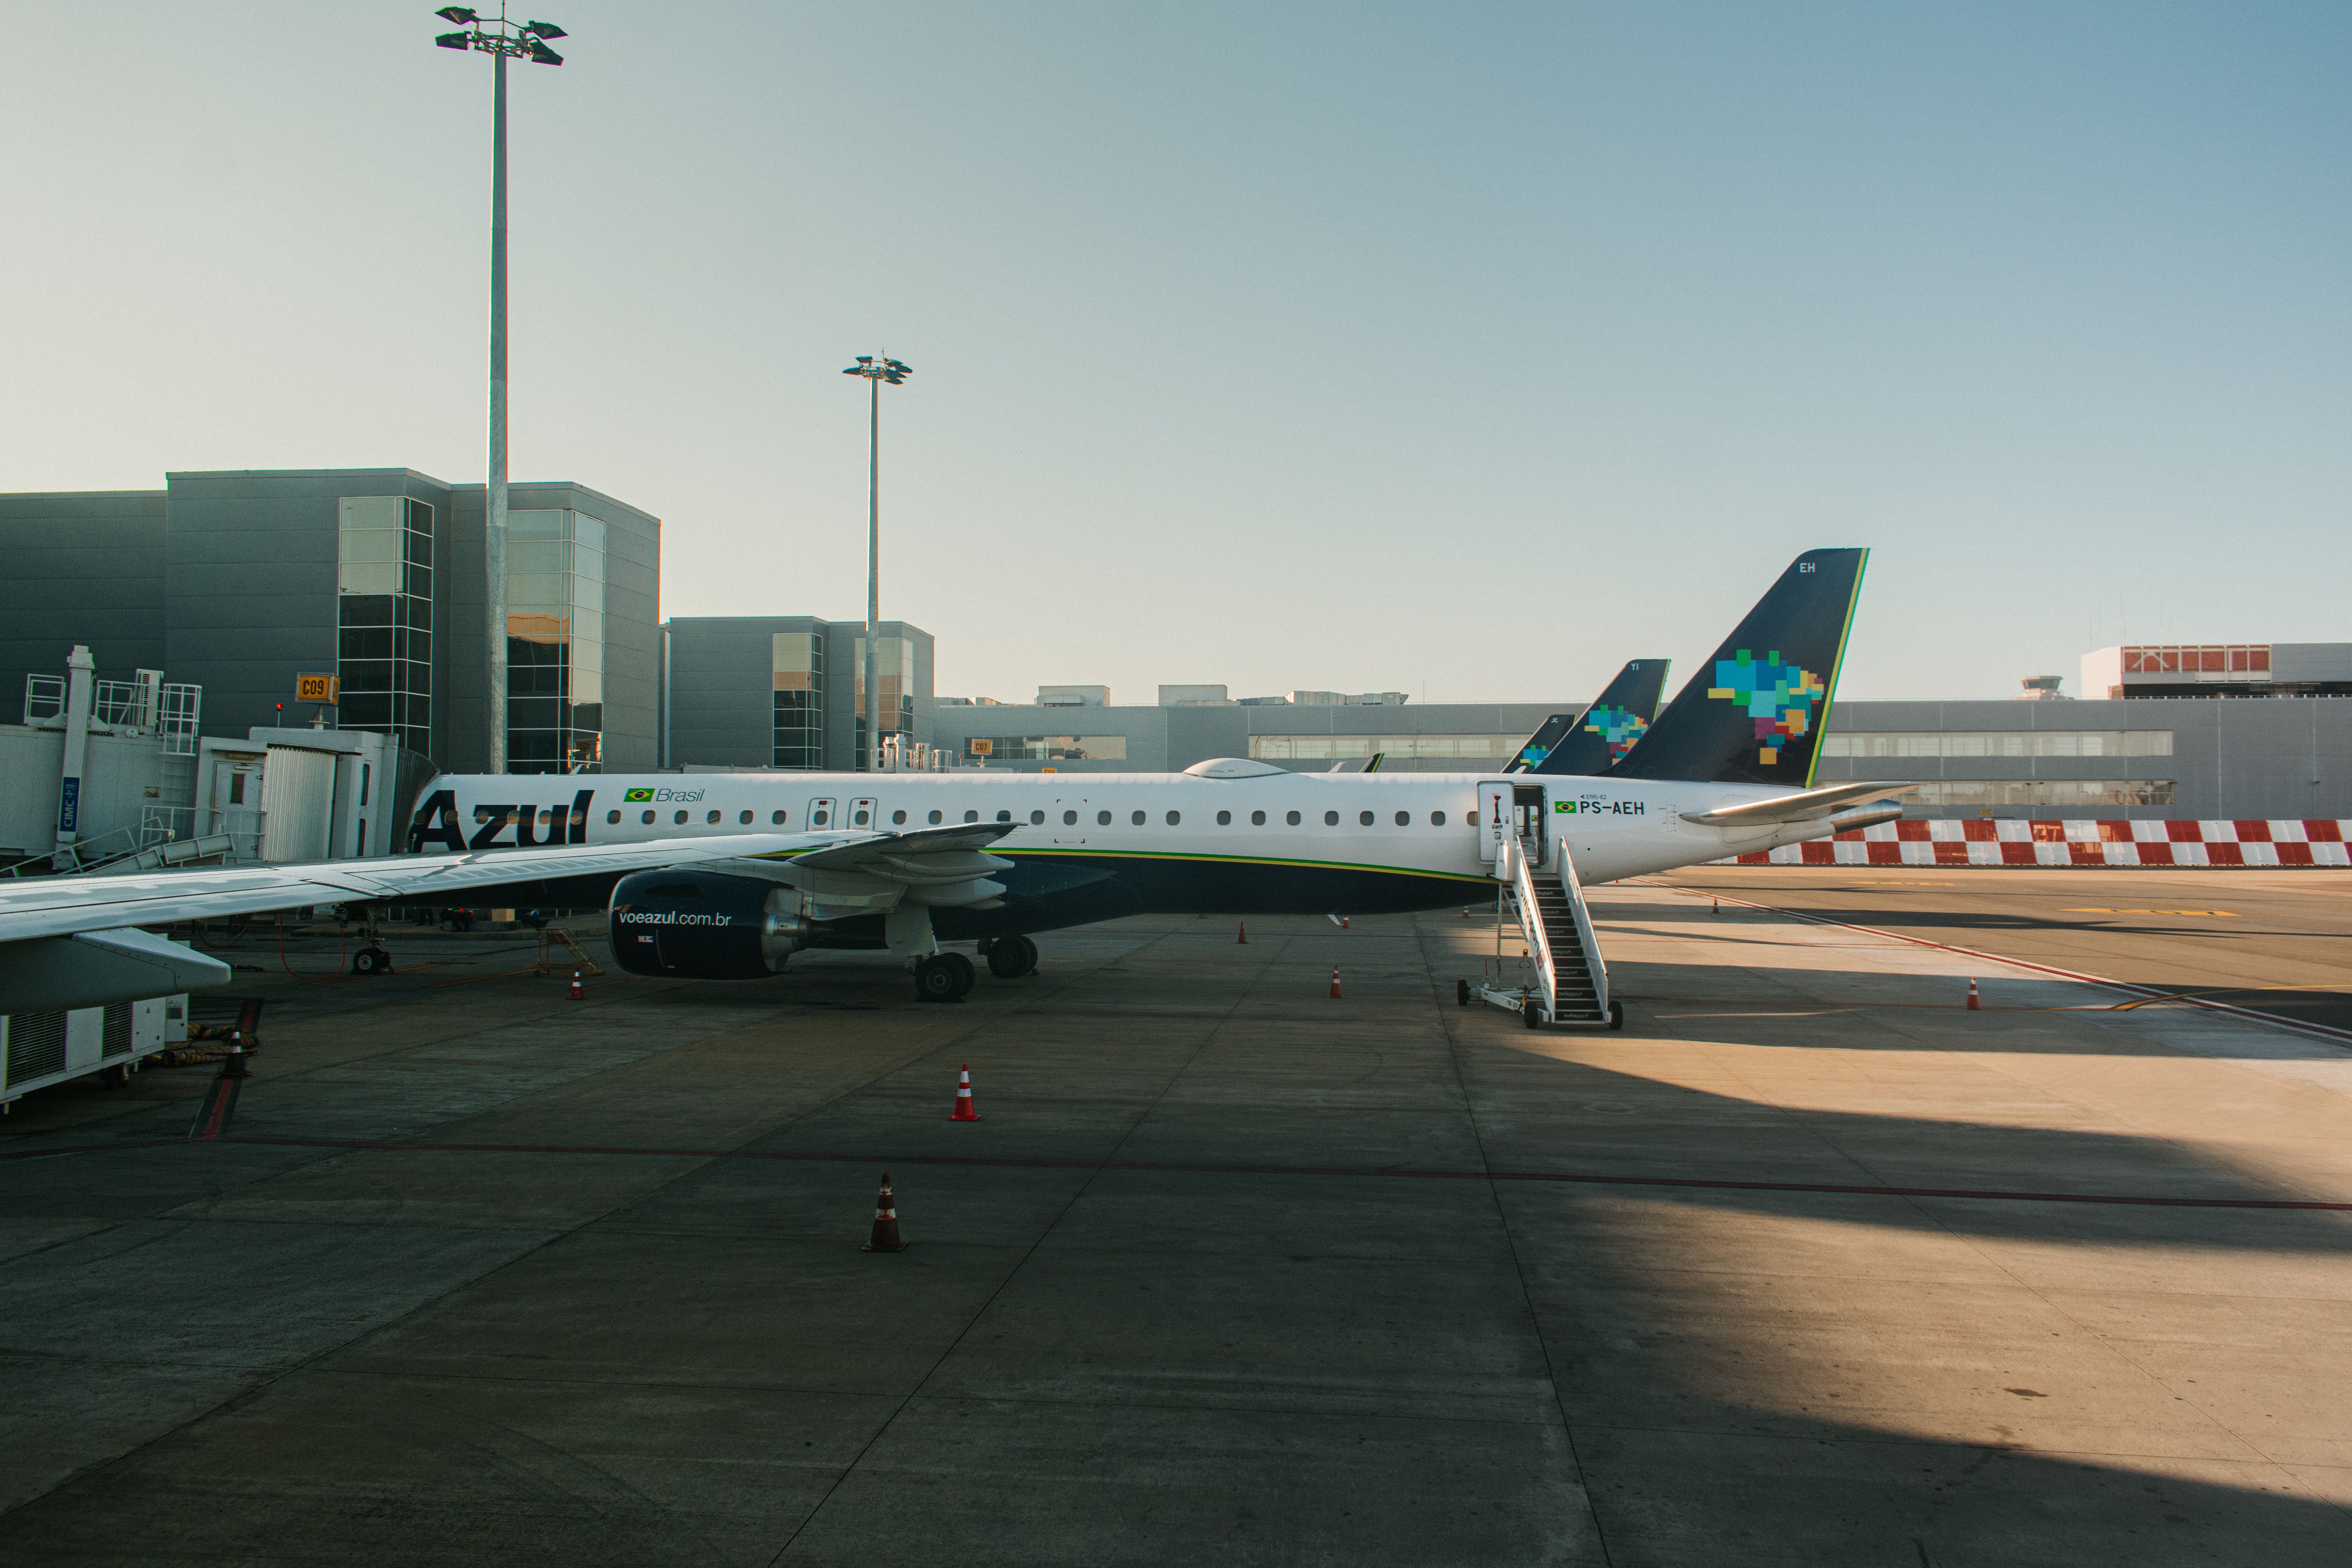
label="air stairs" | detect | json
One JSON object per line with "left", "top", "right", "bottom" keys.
{"left": 1464, "top": 833, "right": 1623, "bottom": 1030}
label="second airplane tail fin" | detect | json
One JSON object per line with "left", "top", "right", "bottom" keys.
{"left": 1607, "top": 548, "right": 1868, "bottom": 788}
{"left": 1529, "top": 659, "right": 1671, "bottom": 775}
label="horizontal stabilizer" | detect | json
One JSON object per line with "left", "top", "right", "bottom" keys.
{"left": 1680, "top": 781, "right": 1914, "bottom": 828}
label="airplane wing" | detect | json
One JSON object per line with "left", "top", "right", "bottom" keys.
{"left": 1679, "top": 781, "right": 1915, "bottom": 827}
{"left": 0, "top": 832, "right": 822, "bottom": 947}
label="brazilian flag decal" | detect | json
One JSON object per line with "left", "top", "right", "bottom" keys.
{"left": 625, "top": 788, "right": 655, "bottom": 802}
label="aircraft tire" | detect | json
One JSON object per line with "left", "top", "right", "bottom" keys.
{"left": 915, "top": 955, "right": 964, "bottom": 1003}
{"left": 987, "top": 936, "right": 1037, "bottom": 980}
{"left": 944, "top": 951, "right": 977, "bottom": 998}
{"left": 352, "top": 947, "right": 392, "bottom": 977}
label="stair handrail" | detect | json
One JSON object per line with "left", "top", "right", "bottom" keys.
{"left": 1499, "top": 831, "right": 1555, "bottom": 1021}
{"left": 1554, "top": 839, "right": 1609, "bottom": 1019}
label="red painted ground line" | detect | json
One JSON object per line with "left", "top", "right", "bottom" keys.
{"left": 3, "top": 1134, "right": 2342, "bottom": 1211}
{"left": 1669, "top": 885, "right": 2352, "bottom": 1048}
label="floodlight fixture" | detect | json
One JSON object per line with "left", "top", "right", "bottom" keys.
{"left": 436, "top": 5, "right": 479, "bottom": 22}
{"left": 526, "top": 20, "right": 566, "bottom": 37}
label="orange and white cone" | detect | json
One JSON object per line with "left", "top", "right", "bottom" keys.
{"left": 1329, "top": 966, "right": 1342, "bottom": 999}
{"left": 949, "top": 1065, "right": 979, "bottom": 1121}
{"left": 1340, "top": 916, "right": 1350, "bottom": 930}
{"left": 1966, "top": 977, "right": 1981, "bottom": 1011}
{"left": 1237, "top": 921, "right": 1248, "bottom": 944}
{"left": 862, "top": 1172, "right": 908, "bottom": 1252}
{"left": 569, "top": 969, "right": 584, "bottom": 1001}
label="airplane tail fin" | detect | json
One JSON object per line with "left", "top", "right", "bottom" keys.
{"left": 1528, "top": 660, "right": 1671, "bottom": 775}
{"left": 1607, "top": 548, "right": 1868, "bottom": 787}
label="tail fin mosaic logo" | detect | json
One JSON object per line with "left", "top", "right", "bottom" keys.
{"left": 1707, "top": 649, "right": 1826, "bottom": 766}
{"left": 1580, "top": 705, "right": 1650, "bottom": 761}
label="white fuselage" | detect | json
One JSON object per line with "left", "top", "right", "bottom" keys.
{"left": 422, "top": 768, "right": 1831, "bottom": 895}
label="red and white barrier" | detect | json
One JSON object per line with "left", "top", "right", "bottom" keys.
{"left": 1723, "top": 819, "right": 2352, "bottom": 868}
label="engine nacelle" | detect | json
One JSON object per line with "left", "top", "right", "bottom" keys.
{"left": 608, "top": 869, "right": 812, "bottom": 979}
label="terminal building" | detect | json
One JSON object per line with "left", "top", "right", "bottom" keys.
{"left": 0, "top": 468, "right": 662, "bottom": 775}
{"left": 659, "top": 616, "right": 936, "bottom": 771}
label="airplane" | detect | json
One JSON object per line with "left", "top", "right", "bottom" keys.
{"left": 0, "top": 548, "right": 1906, "bottom": 1014}
{"left": 1503, "top": 659, "right": 1671, "bottom": 773}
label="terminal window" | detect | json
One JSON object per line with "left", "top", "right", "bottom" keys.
{"left": 1902, "top": 780, "right": 2176, "bottom": 808}
{"left": 1819, "top": 730, "right": 2173, "bottom": 758}
{"left": 337, "top": 496, "right": 434, "bottom": 756}
{"left": 772, "top": 632, "right": 824, "bottom": 769}
{"left": 1249, "top": 734, "right": 1528, "bottom": 760}
{"left": 966, "top": 736, "right": 1128, "bottom": 762}
{"left": 853, "top": 635, "right": 917, "bottom": 771}
{"left": 507, "top": 509, "right": 605, "bottom": 774}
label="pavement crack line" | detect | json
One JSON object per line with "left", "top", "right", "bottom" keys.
{"left": 764, "top": 916, "right": 1296, "bottom": 1566}
{"left": 1428, "top": 911, "right": 1618, "bottom": 1568}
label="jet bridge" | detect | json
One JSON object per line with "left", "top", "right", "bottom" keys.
{"left": 1462, "top": 781, "right": 1622, "bottom": 1030}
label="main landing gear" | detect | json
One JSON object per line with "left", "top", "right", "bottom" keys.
{"left": 984, "top": 935, "right": 1039, "bottom": 980}
{"left": 915, "top": 952, "right": 975, "bottom": 1003}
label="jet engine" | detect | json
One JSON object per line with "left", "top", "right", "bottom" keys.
{"left": 608, "top": 869, "right": 813, "bottom": 979}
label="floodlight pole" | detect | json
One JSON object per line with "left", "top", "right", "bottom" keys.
{"left": 435, "top": 5, "right": 565, "bottom": 773}
{"left": 866, "top": 371, "right": 880, "bottom": 773}
{"left": 841, "top": 355, "right": 910, "bottom": 772}
{"left": 487, "top": 44, "right": 509, "bottom": 773}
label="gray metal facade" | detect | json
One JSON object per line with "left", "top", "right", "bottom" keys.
{"left": 0, "top": 470, "right": 660, "bottom": 776}
{"left": 1819, "top": 698, "right": 2352, "bottom": 820}
{"left": 926, "top": 700, "right": 1570, "bottom": 775}
{"left": 660, "top": 617, "right": 935, "bottom": 771}
{"left": 0, "top": 491, "right": 168, "bottom": 714}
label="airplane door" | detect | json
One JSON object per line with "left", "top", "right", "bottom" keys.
{"left": 1477, "top": 781, "right": 1511, "bottom": 862}
{"left": 847, "top": 796, "right": 878, "bottom": 830}
{"left": 1513, "top": 784, "right": 1547, "bottom": 864}
{"left": 806, "top": 797, "right": 838, "bottom": 829}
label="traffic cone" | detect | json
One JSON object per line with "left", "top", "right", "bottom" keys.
{"left": 1713, "top": 899, "right": 1720, "bottom": 915}
{"left": 1329, "top": 966, "right": 1342, "bottom": 999}
{"left": 1461, "top": 907, "right": 1470, "bottom": 920}
{"left": 949, "top": 1065, "right": 979, "bottom": 1121}
{"left": 1966, "top": 977, "right": 1981, "bottom": 1011}
{"left": 1340, "top": 916, "right": 1350, "bottom": 930}
{"left": 1237, "top": 921, "right": 1247, "bottom": 944}
{"left": 569, "top": 969, "right": 584, "bottom": 1001}
{"left": 222, "top": 1041, "right": 250, "bottom": 1079}
{"left": 861, "top": 1172, "right": 908, "bottom": 1253}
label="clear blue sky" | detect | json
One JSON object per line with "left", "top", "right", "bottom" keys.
{"left": 2, "top": 2, "right": 2344, "bottom": 706}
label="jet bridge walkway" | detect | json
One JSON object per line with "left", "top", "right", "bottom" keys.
{"left": 1463, "top": 833, "right": 1623, "bottom": 1030}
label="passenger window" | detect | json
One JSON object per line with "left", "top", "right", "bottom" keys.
{"left": 1394, "top": 810, "right": 1409, "bottom": 827}
{"left": 773, "top": 810, "right": 788, "bottom": 825}
{"left": 893, "top": 809, "right": 907, "bottom": 825}
{"left": 929, "top": 810, "right": 943, "bottom": 824}
{"left": 1431, "top": 810, "right": 1446, "bottom": 826}
{"left": 1359, "top": 810, "right": 1375, "bottom": 827}
{"left": 1251, "top": 810, "right": 1265, "bottom": 826}
{"left": 1097, "top": 810, "right": 1112, "bottom": 825}
{"left": 642, "top": 810, "right": 655, "bottom": 825}
{"left": 1324, "top": 810, "right": 1339, "bottom": 826}
{"left": 539, "top": 809, "right": 554, "bottom": 827}
{"left": 1030, "top": 810, "right": 1045, "bottom": 825}
{"left": 1287, "top": 810, "right": 1301, "bottom": 825}
{"left": 964, "top": 810, "right": 979, "bottom": 823}
{"left": 1166, "top": 810, "right": 1181, "bottom": 825}
{"left": 1216, "top": 810, "right": 1231, "bottom": 825}
{"left": 1063, "top": 810, "right": 1077, "bottom": 825}
{"left": 997, "top": 810, "right": 1012, "bottom": 823}
{"left": 853, "top": 807, "right": 870, "bottom": 826}
{"left": 1131, "top": 810, "right": 1146, "bottom": 826}
{"left": 740, "top": 810, "right": 754, "bottom": 825}
{"left": 606, "top": 810, "right": 620, "bottom": 824}
{"left": 675, "top": 810, "right": 689, "bottom": 825}
{"left": 708, "top": 810, "right": 723, "bottom": 825}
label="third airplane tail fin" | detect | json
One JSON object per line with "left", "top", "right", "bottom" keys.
{"left": 1606, "top": 548, "right": 1868, "bottom": 788}
{"left": 1528, "top": 659, "right": 1671, "bottom": 775}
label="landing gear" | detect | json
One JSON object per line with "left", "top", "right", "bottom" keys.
{"left": 986, "top": 935, "right": 1039, "bottom": 980}
{"left": 351, "top": 947, "right": 394, "bottom": 977}
{"left": 915, "top": 951, "right": 975, "bottom": 1003}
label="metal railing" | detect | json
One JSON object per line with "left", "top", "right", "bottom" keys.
{"left": 1497, "top": 832, "right": 1555, "bottom": 1021}
{"left": 1553, "top": 839, "right": 1609, "bottom": 1020}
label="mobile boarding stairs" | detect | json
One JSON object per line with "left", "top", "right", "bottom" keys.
{"left": 1461, "top": 831, "right": 1624, "bottom": 1031}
